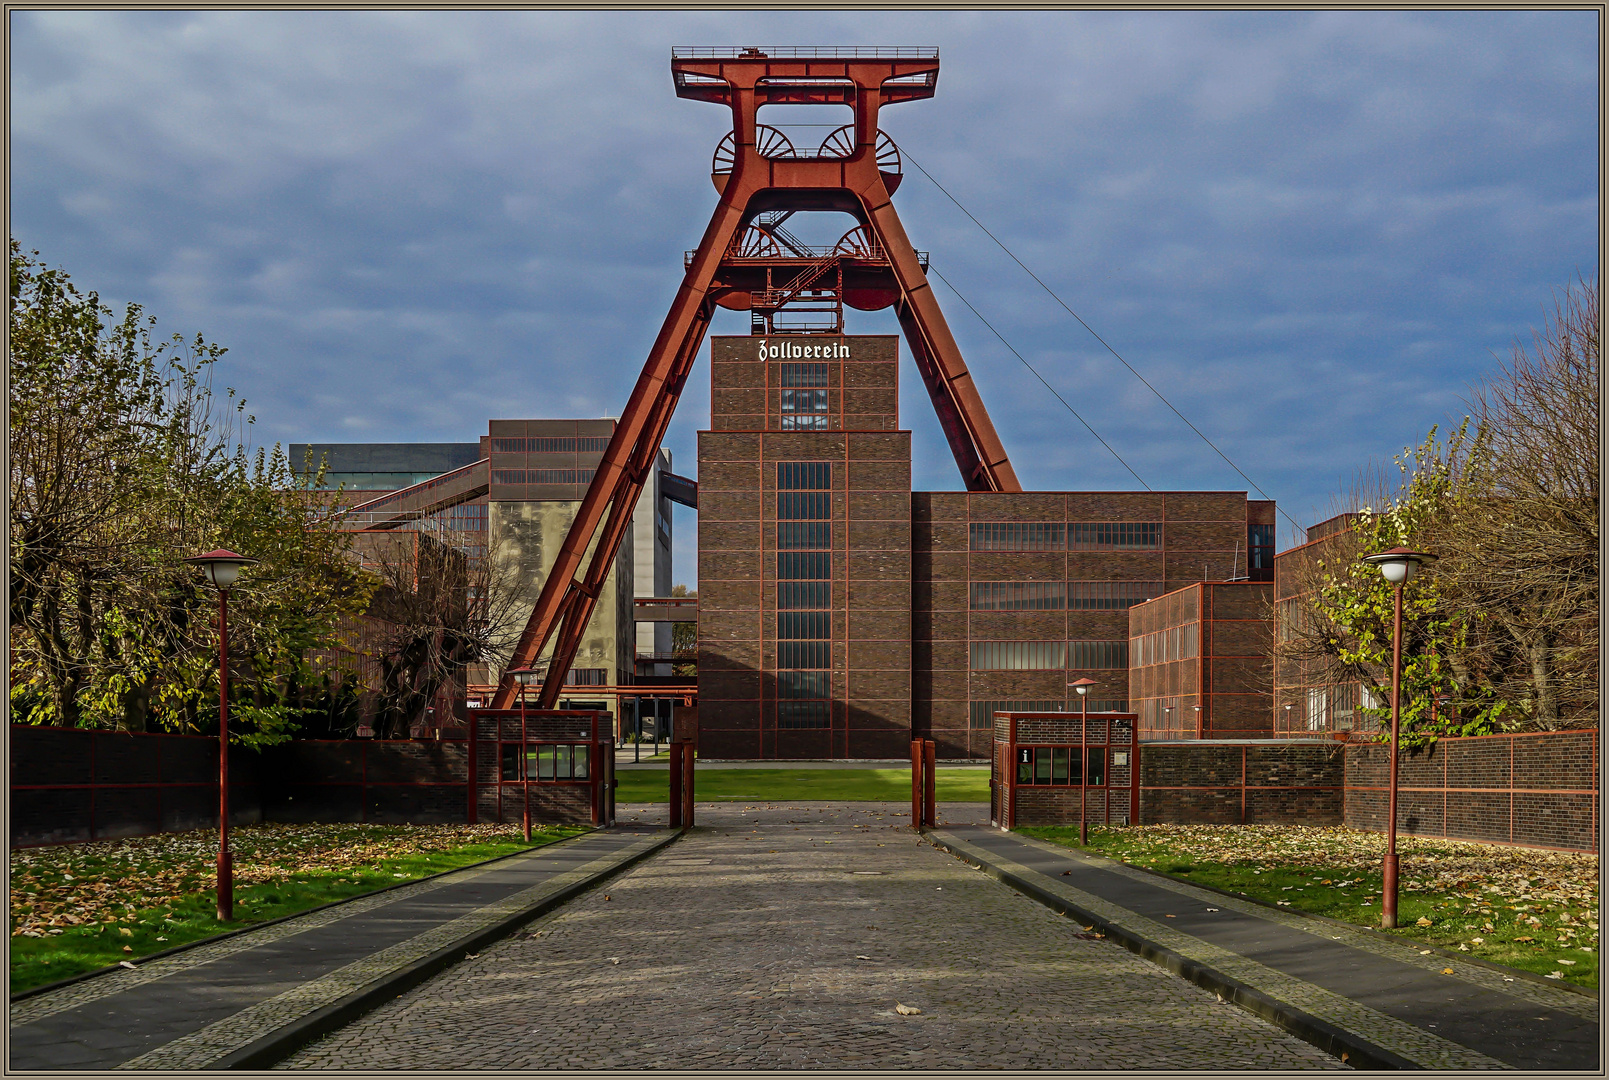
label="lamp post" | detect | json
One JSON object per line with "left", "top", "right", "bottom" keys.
{"left": 1359, "top": 545, "right": 1437, "bottom": 929}
{"left": 184, "top": 549, "right": 258, "bottom": 922}
{"left": 1070, "top": 678, "right": 1097, "bottom": 844}
{"left": 508, "top": 667, "right": 538, "bottom": 842}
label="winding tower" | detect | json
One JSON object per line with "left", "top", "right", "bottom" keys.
{"left": 494, "top": 46, "right": 1019, "bottom": 709}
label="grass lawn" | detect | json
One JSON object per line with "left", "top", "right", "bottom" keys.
{"left": 1019, "top": 823, "right": 1599, "bottom": 991}
{"left": 10, "top": 822, "right": 586, "bottom": 995}
{"left": 617, "top": 767, "right": 989, "bottom": 804}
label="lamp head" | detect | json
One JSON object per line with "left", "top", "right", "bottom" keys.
{"left": 507, "top": 666, "right": 540, "bottom": 686}
{"left": 184, "top": 549, "right": 258, "bottom": 591}
{"left": 1068, "top": 677, "right": 1097, "bottom": 697}
{"left": 1361, "top": 546, "right": 1437, "bottom": 585}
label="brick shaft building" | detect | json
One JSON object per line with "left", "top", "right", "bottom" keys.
{"left": 696, "top": 334, "right": 1279, "bottom": 759}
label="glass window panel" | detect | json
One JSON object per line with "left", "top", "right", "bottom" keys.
{"left": 969, "top": 522, "right": 1065, "bottom": 551}
{"left": 777, "top": 551, "right": 831, "bottom": 579}
{"left": 777, "top": 611, "right": 830, "bottom": 639}
{"left": 776, "top": 462, "right": 831, "bottom": 490}
{"left": 778, "top": 700, "right": 829, "bottom": 729}
{"left": 778, "top": 362, "right": 829, "bottom": 388}
{"left": 777, "top": 521, "right": 831, "bottom": 549}
{"left": 777, "top": 671, "right": 830, "bottom": 698}
{"left": 776, "top": 492, "right": 831, "bottom": 519}
{"left": 777, "top": 582, "right": 830, "bottom": 609}
{"left": 1087, "top": 748, "right": 1106, "bottom": 786}
{"left": 573, "top": 744, "right": 589, "bottom": 780}
{"left": 537, "top": 745, "right": 556, "bottom": 780}
{"left": 970, "top": 641, "right": 1067, "bottom": 670}
{"left": 500, "top": 744, "right": 520, "bottom": 781}
{"left": 1034, "top": 748, "right": 1053, "bottom": 784}
{"left": 556, "top": 744, "right": 572, "bottom": 780}
{"left": 1052, "top": 747, "right": 1069, "bottom": 783}
{"left": 777, "top": 641, "right": 830, "bottom": 669}
{"left": 1016, "top": 748, "right": 1033, "bottom": 785}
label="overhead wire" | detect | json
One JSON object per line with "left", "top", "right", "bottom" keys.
{"left": 926, "top": 265, "right": 1150, "bottom": 490}
{"left": 903, "top": 150, "right": 1303, "bottom": 532}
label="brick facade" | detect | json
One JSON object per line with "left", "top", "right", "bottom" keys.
{"left": 1344, "top": 729, "right": 1599, "bottom": 851}
{"left": 1128, "top": 582, "right": 1274, "bottom": 741}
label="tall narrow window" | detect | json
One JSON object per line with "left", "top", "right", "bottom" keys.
{"left": 775, "top": 461, "right": 831, "bottom": 729}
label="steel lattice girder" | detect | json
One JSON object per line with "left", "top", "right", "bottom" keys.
{"left": 492, "top": 48, "right": 1019, "bottom": 709}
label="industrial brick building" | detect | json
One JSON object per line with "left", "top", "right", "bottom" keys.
{"left": 696, "top": 334, "right": 1279, "bottom": 760}
{"left": 292, "top": 421, "right": 678, "bottom": 721}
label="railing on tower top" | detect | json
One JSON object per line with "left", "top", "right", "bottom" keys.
{"left": 671, "top": 46, "right": 938, "bottom": 60}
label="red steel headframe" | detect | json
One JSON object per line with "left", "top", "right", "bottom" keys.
{"left": 493, "top": 47, "right": 1021, "bottom": 709}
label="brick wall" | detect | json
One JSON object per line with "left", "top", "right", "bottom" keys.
{"left": 11, "top": 727, "right": 264, "bottom": 846}
{"left": 1344, "top": 729, "right": 1598, "bottom": 852}
{"left": 1140, "top": 740, "right": 1343, "bottom": 825}
{"left": 12, "top": 711, "right": 612, "bottom": 845}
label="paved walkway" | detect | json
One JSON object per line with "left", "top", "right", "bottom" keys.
{"left": 7, "top": 827, "right": 674, "bottom": 1071}
{"left": 930, "top": 826, "right": 1599, "bottom": 1071}
{"left": 280, "top": 804, "right": 1341, "bottom": 1071}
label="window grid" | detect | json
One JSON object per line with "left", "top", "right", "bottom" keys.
{"left": 969, "top": 641, "right": 1068, "bottom": 670}
{"left": 1016, "top": 747, "right": 1106, "bottom": 787}
{"left": 1067, "top": 581, "right": 1165, "bottom": 609}
{"left": 969, "top": 522, "right": 1065, "bottom": 551}
{"left": 778, "top": 363, "right": 830, "bottom": 388}
{"left": 777, "top": 461, "right": 832, "bottom": 490}
{"left": 491, "top": 469, "right": 597, "bottom": 485}
{"left": 488, "top": 437, "right": 611, "bottom": 453}
{"left": 969, "top": 700, "right": 1064, "bottom": 729}
{"left": 970, "top": 582, "right": 1066, "bottom": 610}
{"left": 1068, "top": 522, "right": 1162, "bottom": 550}
{"left": 1134, "top": 624, "right": 1199, "bottom": 666}
{"left": 775, "top": 460, "right": 831, "bottom": 730}
{"left": 1068, "top": 640, "right": 1129, "bottom": 669}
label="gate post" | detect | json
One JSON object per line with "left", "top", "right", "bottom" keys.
{"left": 923, "top": 739, "right": 937, "bottom": 827}
{"left": 669, "top": 743, "right": 684, "bottom": 828}
{"left": 911, "top": 739, "right": 923, "bottom": 829}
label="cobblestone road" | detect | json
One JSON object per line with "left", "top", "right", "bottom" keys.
{"left": 281, "top": 804, "right": 1344, "bottom": 1070}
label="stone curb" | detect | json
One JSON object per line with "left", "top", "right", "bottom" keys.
{"left": 9, "top": 827, "right": 593, "bottom": 1005}
{"left": 208, "top": 829, "right": 681, "bottom": 1070}
{"left": 1033, "top": 834, "right": 1599, "bottom": 1001}
{"left": 925, "top": 828, "right": 1420, "bottom": 1071}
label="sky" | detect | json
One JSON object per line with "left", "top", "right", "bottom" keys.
{"left": 10, "top": 9, "right": 1599, "bottom": 587}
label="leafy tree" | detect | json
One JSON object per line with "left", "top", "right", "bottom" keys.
{"left": 8, "top": 242, "right": 374, "bottom": 743}
{"left": 1280, "top": 278, "right": 1597, "bottom": 743}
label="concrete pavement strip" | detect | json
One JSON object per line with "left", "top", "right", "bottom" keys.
{"left": 927, "top": 825, "right": 1599, "bottom": 1071}
{"left": 8, "top": 827, "right": 678, "bottom": 1071}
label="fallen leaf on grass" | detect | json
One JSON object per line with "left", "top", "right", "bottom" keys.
{"left": 118, "top": 961, "right": 136, "bottom": 969}
{"left": 1546, "top": 972, "right": 1565, "bottom": 980}
{"left": 894, "top": 1003, "right": 922, "bottom": 1015}
{"left": 122, "top": 946, "right": 133, "bottom": 953}
{"left": 1557, "top": 959, "right": 1577, "bottom": 965}
{"left": 1416, "top": 917, "right": 1433, "bottom": 927}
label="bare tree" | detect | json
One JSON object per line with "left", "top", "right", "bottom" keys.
{"left": 358, "top": 526, "right": 533, "bottom": 738}
{"left": 1433, "top": 277, "right": 1598, "bottom": 727}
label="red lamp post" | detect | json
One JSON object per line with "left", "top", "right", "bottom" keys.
{"left": 507, "top": 666, "right": 539, "bottom": 843}
{"left": 1360, "top": 545, "right": 1437, "bottom": 930}
{"left": 184, "top": 549, "right": 258, "bottom": 922}
{"left": 1069, "top": 678, "right": 1098, "bottom": 844}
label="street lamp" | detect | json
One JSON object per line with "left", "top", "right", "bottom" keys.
{"left": 1069, "top": 678, "right": 1098, "bottom": 844}
{"left": 1359, "top": 545, "right": 1437, "bottom": 929}
{"left": 507, "top": 666, "right": 540, "bottom": 843}
{"left": 184, "top": 549, "right": 258, "bottom": 922}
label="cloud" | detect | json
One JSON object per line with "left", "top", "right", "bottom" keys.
{"left": 10, "top": 9, "right": 1597, "bottom": 571}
